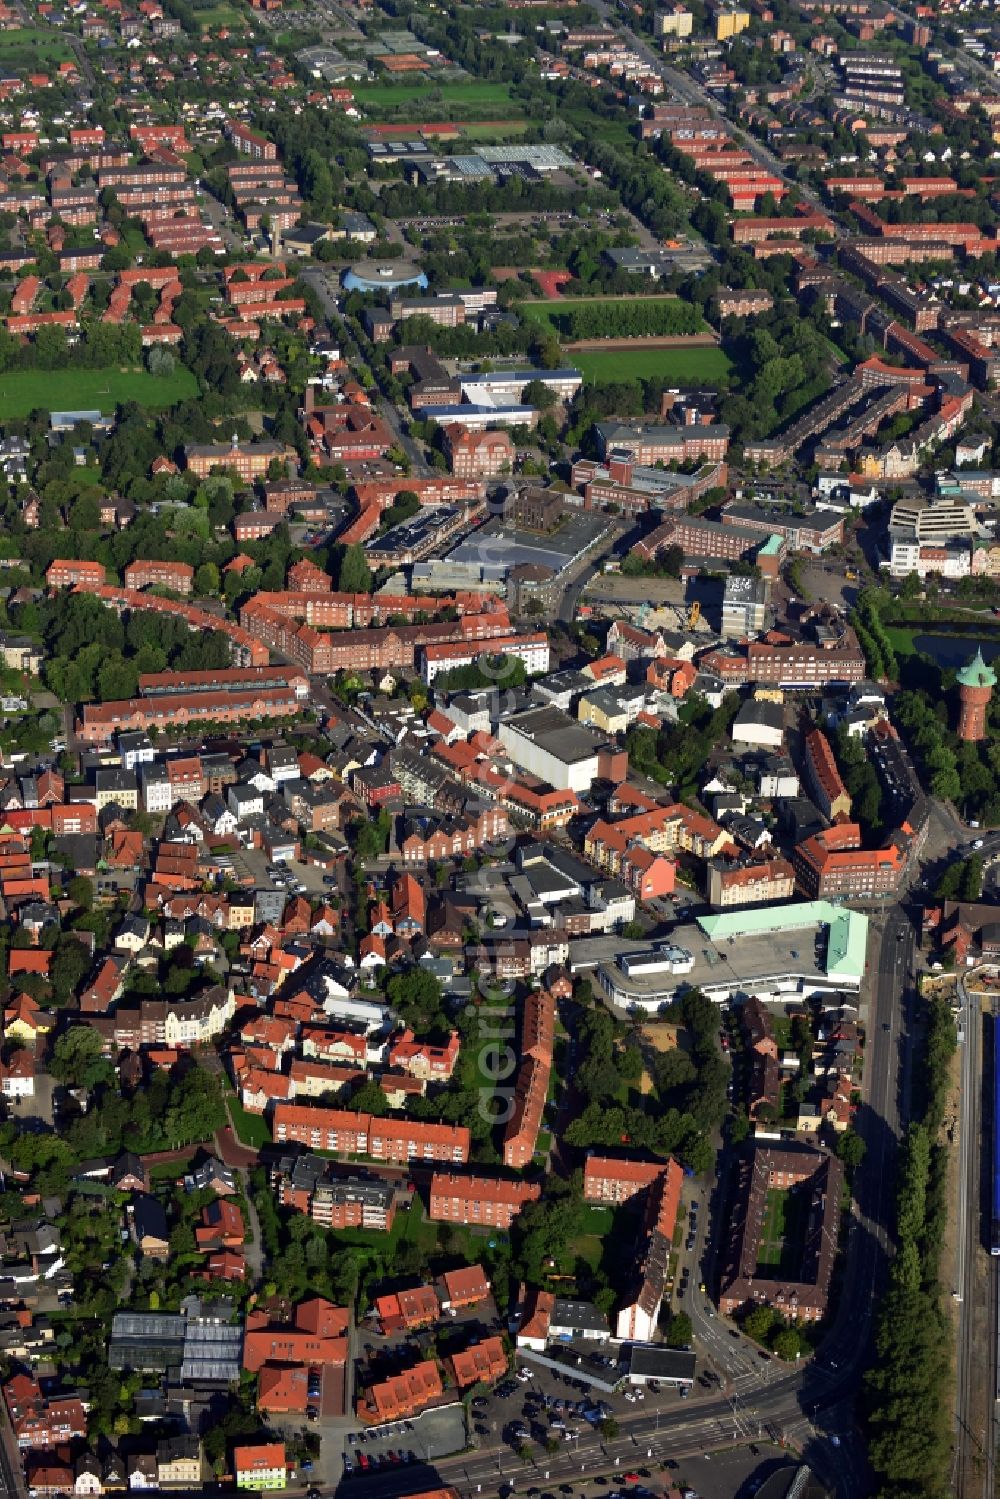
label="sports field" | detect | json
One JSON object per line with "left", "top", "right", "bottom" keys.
{"left": 353, "top": 80, "right": 521, "bottom": 116}
{"left": 0, "top": 366, "right": 199, "bottom": 419}
{"left": 572, "top": 345, "right": 733, "bottom": 386}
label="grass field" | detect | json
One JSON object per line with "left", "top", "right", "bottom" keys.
{"left": 572, "top": 345, "right": 733, "bottom": 386}
{"left": 227, "top": 1096, "right": 272, "bottom": 1149}
{"left": 0, "top": 366, "right": 199, "bottom": 419}
{"left": 353, "top": 80, "right": 521, "bottom": 116}
{"left": 195, "top": 2, "right": 246, "bottom": 25}
{"left": 459, "top": 120, "right": 530, "bottom": 139}
{"left": 0, "top": 28, "right": 72, "bottom": 60}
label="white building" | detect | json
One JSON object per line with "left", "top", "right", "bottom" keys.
{"left": 140, "top": 764, "right": 173, "bottom": 814}
{"left": 498, "top": 705, "right": 613, "bottom": 793}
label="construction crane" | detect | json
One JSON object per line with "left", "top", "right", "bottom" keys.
{"left": 687, "top": 600, "right": 701, "bottom": 630}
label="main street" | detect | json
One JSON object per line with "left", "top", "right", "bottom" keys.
{"left": 313, "top": 902, "right": 919, "bottom": 1499}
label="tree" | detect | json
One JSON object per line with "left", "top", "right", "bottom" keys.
{"left": 67, "top": 875, "right": 93, "bottom": 911}
{"left": 347, "top": 1079, "right": 390, "bottom": 1116}
{"left": 742, "top": 1306, "right": 775, "bottom": 1344}
{"left": 836, "top": 1128, "right": 867, "bottom": 1170}
{"left": 667, "top": 1311, "right": 693, "bottom": 1348}
{"left": 337, "top": 543, "right": 372, "bottom": 595}
{"left": 49, "top": 1027, "right": 114, "bottom": 1089}
{"left": 195, "top": 562, "right": 220, "bottom": 597}
{"left": 523, "top": 379, "right": 558, "bottom": 411}
{"left": 771, "top": 1327, "right": 802, "bottom": 1361}
{"left": 50, "top": 937, "right": 89, "bottom": 1005}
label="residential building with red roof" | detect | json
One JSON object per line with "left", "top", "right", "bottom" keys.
{"left": 437, "top": 1264, "right": 490, "bottom": 1311}
{"left": 447, "top": 1336, "right": 508, "bottom": 1389}
{"left": 233, "top": 1443, "right": 286, "bottom": 1490}
{"left": 429, "top": 1172, "right": 541, "bottom": 1229}
{"left": 45, "top": 560, "right": 106, "bottom": 589}
{"left": 357, "top": 1360, "right": 443, "bottom": 1425}
{"left": 374, "top": 1285, "right": 438, "bottom": 1333}
{"left": 803, "top": 729, "right": 851, "bottom": 821}
{"left": 272, "top": 1105, "right": 470, "bottom": 1163}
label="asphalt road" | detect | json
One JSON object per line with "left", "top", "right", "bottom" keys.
{"left": 302, "top": 269, "right": 430, "bottom": 474}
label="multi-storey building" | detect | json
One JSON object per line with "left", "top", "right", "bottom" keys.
{"left": 45, "top": 559, "right": 106, "bottom": 589}
{"left": 803, "top": 728, "right": 851, "bottom": 819}
{"left": 184, "top": 438, "right": 294, "bottom": 480}
{"left": 595, "top": 421, "right": 729, "bottom": 464}
{"left": 272, "top": 1105, "right": 469, "bottom": 1164}
{"left": 583, "top": 1154, "right": 673, "bottom": 1206}
{"left": 706, "top": 857, "right": 796, "bottom": 908}
{"left": 699, "top": 629, "right": 867, "bottom": 689}
{"left": 124, "top": 560, "right": 194, "bottom": 595}
{"left": 443, "top": 424, "right": 513, "bottom": 479}
{"left": 428, "top": 1172, "right": 542, "bottom": 1228}
{"left": 719, "top": 1145, "right": 843, "bottom": 1321}
{"left": 793, "top": 823, "right": 905, "bottom": 899}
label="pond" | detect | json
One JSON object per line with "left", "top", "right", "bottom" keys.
{"left": 908, "top": 634, "right": 1000, "bottom": 670}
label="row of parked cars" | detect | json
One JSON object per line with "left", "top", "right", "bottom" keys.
{"left": 344, "top": 1449, "right": 418, "bottom": 1476}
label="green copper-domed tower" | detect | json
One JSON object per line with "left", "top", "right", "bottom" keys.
{"left": 956, "top": 648, "right": 997, "bottom": 742}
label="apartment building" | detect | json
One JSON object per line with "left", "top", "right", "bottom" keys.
{"left": 124, "top": 560, "right": 194, "bottom": 595}
{"left": 45, "top": 559, "right": 106, "bottom": 588}
{"left": 76, "top": 688, "right": 301, "bottom": 745}
{"left": 272, "top": 1154, "right": 398, "bottom": 1232}
{"left": 793, "top": 823, "right": 905, "bottom": 899}
{"left": 614, "top": 1158, "right": 684, "bottom": 1343}
{"left": 272, "top": 1104, "right": 470, "bottom": 1164}
{"left": 583, "top": 1153, "right": 673, "bottom": 1206}
{"left": 227, "top": 121, "right": 278, "bottom": 160}
{"left": 706, "top": 857, "right": 796, "bottom": 908}
{"left": 357, "top": 1361, "right": 442, "bottom": 1425}
{"left": 421, "top": 632, "right": 550, "bottom": 685}
{"left": 443, "top": 424, "right": 513, "bottom": 479}
{"left": 719, "top": 1145, "right": 843, "bottom": 1321}
{"left": 803, "top": 728, "right": 851, "bottom": 819}
{"left": 428, "top": 1172, "right": 542, "bottom": 1229}
{"left": 503, "top": 989, "right": 555, "bottom": 1170}
{"left": 4, "top": 1375, "right": 87, "bottom": 1450}
{"left": 448, "top": 1337, "right": 508, "bottom": 1390}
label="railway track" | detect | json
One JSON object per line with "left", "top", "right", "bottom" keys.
{"left": 955, "top": 1005, "right": 1000, "bottom": 1497}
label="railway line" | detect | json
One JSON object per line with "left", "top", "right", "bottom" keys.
{"left": 954, "top": 1004, "right": 1000, "bottom": 1497}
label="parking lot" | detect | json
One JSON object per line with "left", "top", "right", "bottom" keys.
{"left": 342, "top": 1403, "right": 467, "bottom": 1480}
{"left": 470, "top": 1352, "right": 697, "bottom": 1456}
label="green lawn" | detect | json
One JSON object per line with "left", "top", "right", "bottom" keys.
{"left": 196, "top": 2, "right": 247, "bottom": 24}
{"left": 460, "top": 120, "right": 530, "bottom": 139}
{"left": 755, "top": 1185, "right": 810, "bottom": 1275}
{"left": 227, "top": 1096, "right": 272, "bottom": 1149}
{"left": 0, "top": 366, "right": 198, "bottom": 419}
{"left": 756, "top": 1188, "right": 787, "bottom": 1268}
{"left": 0, "top": 28, "right": 72, "bottom": 60}
{"left": 353, "top": 80, "right": 521, "bottom": 117}
{"left": 572, "top": 345, "right": 734, "bottom": 386}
